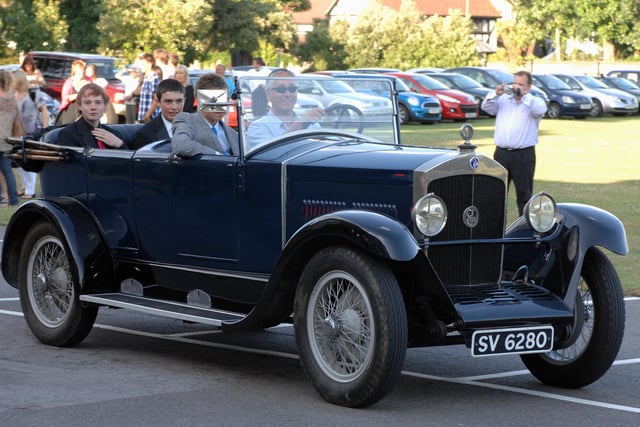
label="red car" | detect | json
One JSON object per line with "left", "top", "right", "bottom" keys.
{"left": 387, "top": 72, "right": 479, "bottom": 121}
{"left": 27, "top": 51, "right": 126, "bottom": 121}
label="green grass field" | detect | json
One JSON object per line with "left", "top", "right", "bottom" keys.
{"left": 1, "top": 115, "right": 638, "bottom": 294}
{"left": 403, "top": 116, "right": 639, "bottom": 295}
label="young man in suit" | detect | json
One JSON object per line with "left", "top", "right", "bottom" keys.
{"left": 57, "top": 83, "right": 127, "bottom": 149}
{"left": 171, "top": 73, "right": 238, "bottom": 157}
{"left": 132, "top": 79, "right": 185, "bottom": 149}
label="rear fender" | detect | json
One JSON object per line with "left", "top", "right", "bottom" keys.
{"left": 1, "top": 199, "right": 115, "bottom": 291}
{"left": 505, "top": 203, "right": 627, "bottom": 308}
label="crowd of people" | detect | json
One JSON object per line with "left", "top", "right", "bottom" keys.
{"left": 0, "top": 51, "right": 542, "bottom": 212}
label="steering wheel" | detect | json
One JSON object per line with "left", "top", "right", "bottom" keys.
{"left": 322, "top": 103, "right": 364, "bottom": 134}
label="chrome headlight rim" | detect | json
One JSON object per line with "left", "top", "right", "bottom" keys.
{"left": 413, "top": 193, "right": 448, "bottom": 237}
{"left": 524, "top": 192, "right": 557, "bottom": 233}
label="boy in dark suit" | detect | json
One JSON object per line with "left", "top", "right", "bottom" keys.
{"left": 132, "top": 79, "right": 185, "bottom": 149}
{"left": 57, "top": 83, "right": 127, "bottom": 149}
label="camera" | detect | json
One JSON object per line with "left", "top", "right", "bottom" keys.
{"left": 502, "top": 84, "right": 522, "bottom": 97}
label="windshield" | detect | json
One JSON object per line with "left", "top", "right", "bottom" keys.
{"left": 410, "top": 74, "right": 449, "bottom": 90}
{"left": 536, "top": 75, "right": 571, "bottom": 90}
{"left": 486, "top": 69, "right": 514, "bottom": 84}
{"left": 238, "top": 76, "right": 397, "bottom": 154}
{"left": 434, "top": 74, "right": 481, "bottom": 89}
{"left": 575, "top": 75, "right": 608, "bottom": 89}
{"left": 609, "top": 77, "right": 639, "bottom": 89}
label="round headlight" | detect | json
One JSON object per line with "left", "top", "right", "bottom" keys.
{"left": 524, "top": 192, "right": 556, "bottom": 233}
{"left": 413, "top": 194, "right": 447, "bottom": 236}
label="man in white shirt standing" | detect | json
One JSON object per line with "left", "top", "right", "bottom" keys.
{"left": 481, "top": 70, "right": 547, "bottom": 215}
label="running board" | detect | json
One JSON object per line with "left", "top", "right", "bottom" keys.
{"left": 80, "top": 293, "right": 246, "bottom": 326}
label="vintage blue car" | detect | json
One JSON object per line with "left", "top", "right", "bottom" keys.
{"left": 2, "top": 75, "right": 628, "bottom": 408}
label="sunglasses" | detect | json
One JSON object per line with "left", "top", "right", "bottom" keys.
{"left": 270, "top": 85, "right": 298, "bottom": 93}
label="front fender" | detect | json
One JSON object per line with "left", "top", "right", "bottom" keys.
{"left": 1, "top": 198, "right": 115, "bottom": 291}
{"left": 224, "top": 210, "right": 418, "bottom": 332}
{"left": 505, "top": 202, "right": 627, "bottom": 308}
{"left": 285, "top": 209, "right": 419, "bottom": 262}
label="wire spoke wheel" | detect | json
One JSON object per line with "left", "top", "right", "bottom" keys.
{"left": 19, "top": 222, "right": 97, "bottom": 347}
{"left": 521, "top": 248, "right": 624, "bottom": 388}
{"left": 27, "top": 235, "right": 75, "bottom": 327}
{"left": 295, "top": 246, "right": 407, "bottom": 407}
{"left": 308, "top": 271, "right": 374, "bottom": 382}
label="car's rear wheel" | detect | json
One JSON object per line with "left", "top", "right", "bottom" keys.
{"left": 294, "top": 246, "right": 407, "bottom": 407}
{"left": 590, "top": 99, "right": 603, "bottom": 117}
{"left": 521, "top": 248, "right": 624, "bottom": 388}
{"left": 18, "top": 222, "right": 98, "bottom": 347}
{"left": 398, "top": 104, "right": 410, "bottom": 124}
{"left": 547, "top": 102, "right": 561, "bottom": 119}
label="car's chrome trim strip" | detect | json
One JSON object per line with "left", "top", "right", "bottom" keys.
{"left": 144, "top": 261, "right": 269, "bottom": 283}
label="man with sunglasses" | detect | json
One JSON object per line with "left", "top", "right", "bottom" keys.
{"left": 246, "top": 69, "right": 324, "bottom": 149}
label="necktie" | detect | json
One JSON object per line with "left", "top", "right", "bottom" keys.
{"left": 212, "top": 125, "right": 230, "bottom": 155}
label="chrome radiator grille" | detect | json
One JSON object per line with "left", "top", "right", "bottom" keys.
{"left": 427, "top": 175, "right": 506, "bottom": 286}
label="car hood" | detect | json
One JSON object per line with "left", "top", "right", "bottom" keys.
{"left": 280, "top": 139, "right": 460, "bottom": 181}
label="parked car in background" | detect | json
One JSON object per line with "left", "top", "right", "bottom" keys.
{"left": 445, "top": 66, "right": 550, "bottom": 104}
{"left": 552, "top": 74, "right": 639, "bottom": 116}
{"left": 336, "top": 72, "right": 442, "bottom": 124}
{"left": 428, "top": 72, "right": 492, "bottom": 114}
{"left": 531, "top": 74, "right": 592, "bottom": 119}
{"left": 295, "top": 75, "right": 394, "bottom": 118}
{"left": 606, "top": 69, "right": 640, "bottom": 85}
{"left": 597, "top": 76, "right": 640, "bottom": 110}
{"left": 4, "top": 74, "right": 628, "bottom": 408}
{"left": 387, "top": 72, "right": 479, "bottom": 121}
{"left": 348, "top": 67, "right": 402, "bottom": 74}
{"left": 27, "top": 51, "right": 125, "bottom": 122}
{"left": 406, "top": 67, "right": 445, "bottom": 74}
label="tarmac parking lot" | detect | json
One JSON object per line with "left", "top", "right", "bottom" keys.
{"left": 1, "top": 280, "right": 639, "bottom": 426}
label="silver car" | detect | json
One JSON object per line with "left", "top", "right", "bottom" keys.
{"left": 553, "top": 74, "right": 639, "bottom": 116}
{"left": 296, "top": 76, "right": 393, "bottom": 117}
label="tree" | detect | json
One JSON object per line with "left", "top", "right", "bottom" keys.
{"left": 96, "top": 0, "right": 211, "bottom": 64}
{"left": 512, "top": 0, "right": 640, "bottom": 60}
{"left": 296, "top": 18, "right": 347, "bottom": 71}
{"left": 339, "top": 0, "right": 478, "bottom": 69}
{"left": 207, "top": 0, "right": 300, "bottom": 66}
{"left": 0, "top": 0, "right": 68, "bottom": 58}
{"left": 60, "top": 0, "right": 103, "bottom": 51}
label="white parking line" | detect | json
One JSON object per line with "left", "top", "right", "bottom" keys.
{"left": 402, "top": 370, "right": 640, "bottom": 414}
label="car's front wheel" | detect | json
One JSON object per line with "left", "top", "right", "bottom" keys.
{"left": 590, "top": 99, "right": 604, "bottom": 117}
{"left": 547, "top": 102, "right": 561, "bottom": 119}
{"left": 294, "top": 246, "right": 407, "bottom": 407}
{"left": 18, "top": 222, "right": 98, "bottom": 347}
{"left": 521, "top": 247, "right": 625, "bottom": 388}
{"left": 398, "top": 104, "right": 410, "bottom": 124}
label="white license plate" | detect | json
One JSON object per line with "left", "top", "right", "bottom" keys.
{"left": 465, "top": 112, "right": 477, "bottom": 118}
{"left": 580, "top": 104, "right": 591, "bottom": 110}
{"left": 428, "top": 107, "right": 442, "bottom": 114}
{"left": 471, "top": 325, "right": 553, "bottom": 357}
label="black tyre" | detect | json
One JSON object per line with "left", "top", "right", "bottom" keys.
{"left": 521, "top": 248, "right": 625, "bottom": 388}
{"left": 590, "top": 99, "right": 603, "bottom": 117}
{"left": 547, "top": 102, "right": 561, "bottom": 119}
{"left": 294, "top": 246, "right": 407, "bottom": 407}
{"left": 398, "top": 104, "right": 410, "bottom": 124}
{"left": 18, "top": 222, "right": 98, "bottom": 347}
